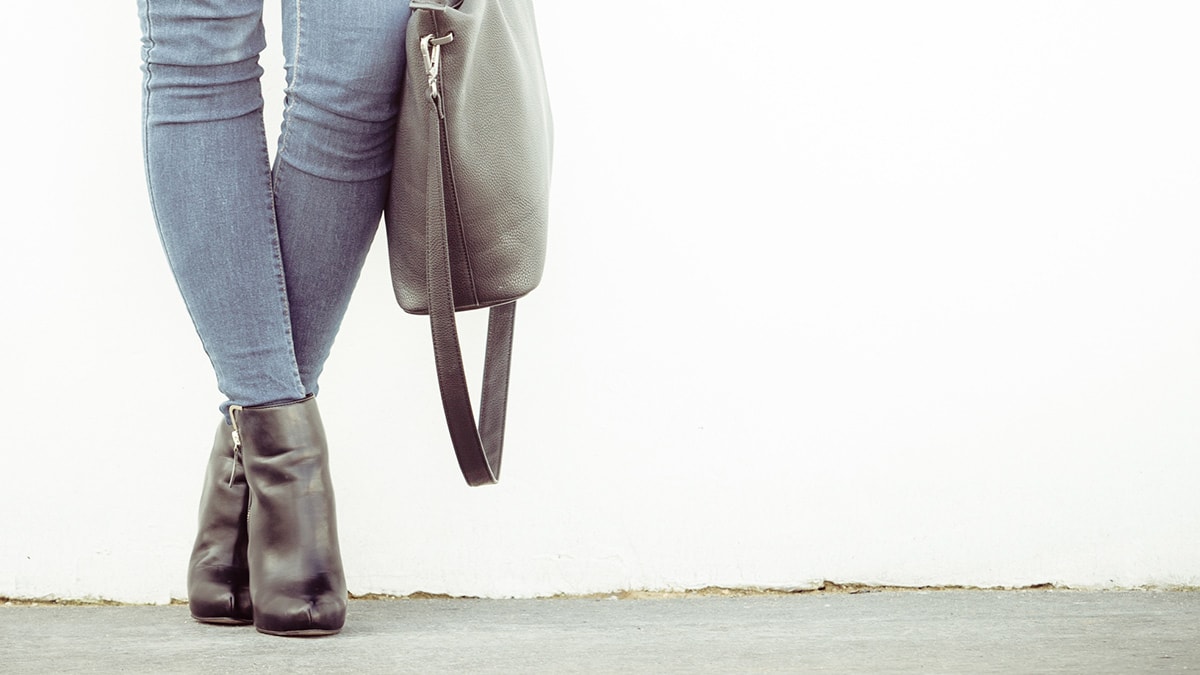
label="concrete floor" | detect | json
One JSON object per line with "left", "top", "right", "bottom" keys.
{"left": 1, "top": 590, "right": 1198, "bottom": 673}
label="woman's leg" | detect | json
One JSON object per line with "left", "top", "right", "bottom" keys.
{"left": 139, "top": 0, "right": 306, "bottom": 628}
{"left": 139, "top": 0, "right": 307, "bottom": 415}
{"left": 138, "top": 0, "right": 308, "bottom": 629}
{"left": 233, "top": 3, "right": 408, "bottom": 635}
{"left": 271, "top": 0, "right": 410, "bottom": 394}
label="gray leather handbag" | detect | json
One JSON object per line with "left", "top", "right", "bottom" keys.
{"left": 385, "top": 0, "right": 552, "bottom": 486}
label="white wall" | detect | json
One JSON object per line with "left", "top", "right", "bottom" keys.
{"left": 1, "top": 2, "right": 1198, "bottom": 603}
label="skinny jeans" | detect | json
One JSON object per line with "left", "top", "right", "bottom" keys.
{"left": 138, "top": 0, "right": 410, "bottom": 415}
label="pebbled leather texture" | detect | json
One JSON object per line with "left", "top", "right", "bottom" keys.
{"left": 235, "top": 397, "right": 347, "bottom": 636}
{"left": 187, "top": 421, "right": 253, "bottom": 625}
{"left": 384, "top": 0, "right": 552, "bottom": 486}
{"left": 386, "top": 0, "right": 553, "bottom": 315}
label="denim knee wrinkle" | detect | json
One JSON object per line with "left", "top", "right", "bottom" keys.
{"left": 138, "top": 0, "right": 410, "bottom": 416}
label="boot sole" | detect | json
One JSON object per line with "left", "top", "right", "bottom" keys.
{"left": 255, "top": 626, "right": 342, "bottom": 637}
{"left": 192, "top": 615, "right": 253, "bottom": 626}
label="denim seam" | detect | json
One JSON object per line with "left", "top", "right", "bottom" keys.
{"left": 274, "top": 0, "right": 304, "bottom": 191}
{"left": 255, "top": 131, "right": 306, "bottom": 399}
{"left": 140, "top": 1, "right": 159, "bottom": 238}
{"left": 272, "top": 0, "right": 308, "bottom": 398}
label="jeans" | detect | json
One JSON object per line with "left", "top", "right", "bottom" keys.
{"left": 138, "top": 0, "right": 410, "bottom": 415}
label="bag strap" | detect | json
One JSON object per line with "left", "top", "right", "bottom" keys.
{"left": 424, "top": 45, "right": 515, "bottom": 486}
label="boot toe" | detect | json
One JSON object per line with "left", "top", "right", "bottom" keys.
{"left": 254, "top": 595, "right": 346, "bottom": 636}
{"left": 189, "top": 577, "right": 253, "bottom": 625}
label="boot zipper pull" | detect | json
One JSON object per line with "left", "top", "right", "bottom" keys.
{"left": 228, "top": 405, "right": 244, "bottom": 488}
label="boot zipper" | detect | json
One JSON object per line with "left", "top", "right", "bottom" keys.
{"left": 228, "top": 405, "right": 244, "bottom": 488}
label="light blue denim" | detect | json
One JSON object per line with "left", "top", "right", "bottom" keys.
{"left": 138, "top": 0, "right": 410, "bottom": 415}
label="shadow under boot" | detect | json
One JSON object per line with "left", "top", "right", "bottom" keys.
{"left": 187, "top": 421, "right": 253, "bottom": 624}
{"left": 232, "top": 396, "right": 347, "bottom": 637}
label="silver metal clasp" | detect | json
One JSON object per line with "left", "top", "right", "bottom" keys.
{"left": 421, "top": 32, "right": 455, "bottom": 114}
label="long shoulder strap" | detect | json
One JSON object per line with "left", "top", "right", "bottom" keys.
{"left": 424, "top": 69, "right": 515, "bottom": 487}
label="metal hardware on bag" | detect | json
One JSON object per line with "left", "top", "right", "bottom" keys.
{"left": 421, "top": 33, "right": 455, "bottom": 117}
{"left": 409, "top": 0, "right": 450, "bottom": 10}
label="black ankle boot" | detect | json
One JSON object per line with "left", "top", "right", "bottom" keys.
{"left": 187, "top": 421, "right": 253, "bottom": 625}
{"left": 232, "top": 396, "right": 347, "bottom": 637}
